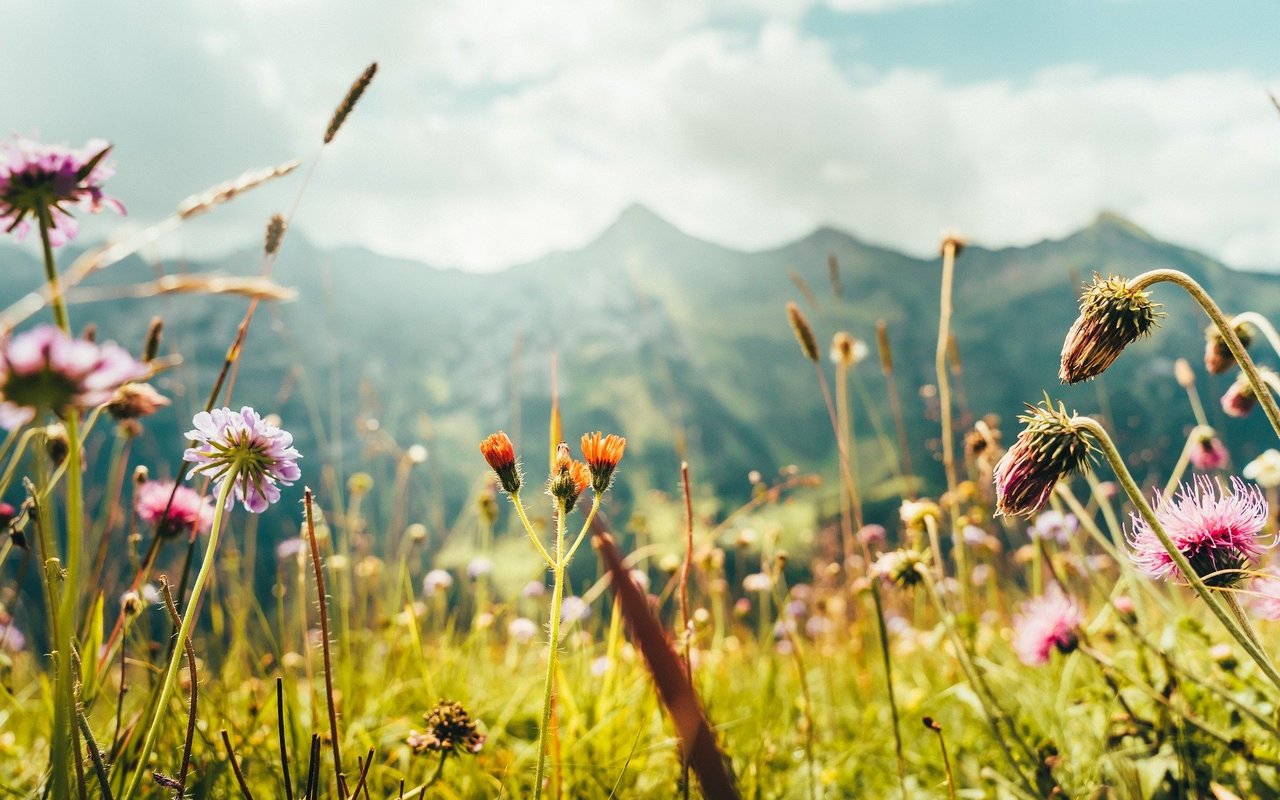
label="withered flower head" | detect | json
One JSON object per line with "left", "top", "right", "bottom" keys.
{"left": 407, "top": 699, "right": 485, "bottom": 757}
{"left": 580, "top": 432, "right": 626, "bottom": 494}
{"left": 1059, "top": 274, "right": 1162, "bottom": 384}
{"left": 479, "top": 431, "right": 521, "bottom": 494}
{"left": 994, "top": 400, "right": 1095, "bottom": 517}
{"left": 1204, "top": 320, "right": 1253, "bottom": 376}
{"left": 785, "top": 302, "right": 819, "bottom": 363}
{"left": 107, "top": 382, "right": 170, "bottom": 420}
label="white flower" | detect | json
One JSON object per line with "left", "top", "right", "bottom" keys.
{"left": 1244, "top": 449, "right": 1280, "bottom": 489}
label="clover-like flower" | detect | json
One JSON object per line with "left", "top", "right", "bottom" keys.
{"left": 183, "top": 407, "right": 301, "bottom": 513}
{"left": 0, "top": 137, "right": 124, "bottom": 246}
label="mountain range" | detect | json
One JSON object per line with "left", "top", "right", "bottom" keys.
{"left": 3, "top": 206, "right": 1278, "bottom": 541}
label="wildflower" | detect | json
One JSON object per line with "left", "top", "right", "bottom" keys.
{"left": 1204, "top": 320, "right": 1252, "bottom": 375}
{"left": 406, "top": 523, "right": 428, "bottom": 544}
{"left": 971, "top": 563, "right": 993, "bottom": 586}
{"left": 548, "top": 443, "right": 590, "bottom": 512}
{"left": 1220, "top": 373, "right": 1258, "bottom": 418}
{"left": 276, "top": 537, "right": 305, "bottom": 562}
{"left": 1128, "top": 476, "right": 1269, "bottom": 588}
{"left": 347, "top": 472, "right": 374, "bottom": 497}
{"left": 106, "top": 382, "right": 169, "bottom": 421}
{"left": 733, "top": 597, "right": 752, "bottom": 617}
{"left": 1012, "top": 588, "right": 1082, "bottom": 666}
{"left": 1244, "top": 450, "right": 1280, "bottom": 489}
{"left": 994, "top": 401, "right": 1094, "bottom": 517}
{"left": 580, "top": 432, "right": 626, "bottom": 493}
{"left": 467, "top": 557, "right": 494, "bottom": 580}
{"left": 1059, "top": 274, "right": 1161, "bottom": 384}
{"left": 961, "top": 524, "right": 987, "bottom": 546}
{"left": 560, "top": 596, "right": 590, "bottom": 625}
{"left": 423, "top": 569, "right": 454, "bottom": 596}
{"left": 521, "top": 579, "right": 546, "bottom": 598}
{"left": 900, "top": 499, "right": 941, "bottom": 529}
{"left": 742, "top": 573, "right": 772, "bottom": 593}
{"left": 805, "top": 615, "right": 833, "bottom": 638}
{"left": 0, "top": 620, "right": 25, "bottom": 653}
{"left": 786, "top": 302, "right": 820, "bottom": 363}
{"left": 0, "top": 137, "right": 123, "bottom": 246}
{"left": 135, "top": 480, "right": 214, "bottom": 539}
{"left": 830, "top": 332, "right": 868, "bottom": 367}
{"left": 183, "top": 407, "right": 301, "bottom": 513}
{"left": 0, "top": 326, "right": 148, "bottom": 429}
{"left": 872, "top": 548, "right": 926, "bottom": 589}
{"left": 479, "top": 431, "right": 521, "bottom": 494}
{"left": 140, "top": 584, "right": 161, "bottom": 604}
{"left": 1249, "top": 567, "right": 1280, "bottom": 621}
{"left": 1031, "top": 511, "right": 1079, "bottom": 545}
{"left": 1209, "top": 643, "right": 1238, "bottom": 671}
{"left": 1188, "top": 428, "right": 1230, "bottom": 472}
{"left": 508, "top": 617, "right": 539, "bottom": 643}
{"left": 591, "top": 656, "right": 612, "bottom": 676}
{"left": 120, "top": 591, "right": 144, "bottom": 618}
{"left": 407, "top": 699, "right": 485, "bottom": 757}
{"left": 856, "top": 524, "right": 887, "bottom": 546}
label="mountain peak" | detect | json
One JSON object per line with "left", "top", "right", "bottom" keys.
{"left": 1088, "top": 210, "right": 1153, "bottom": 241}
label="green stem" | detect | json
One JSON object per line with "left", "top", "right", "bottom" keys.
{"left": 1130, "top": 269, "right": 1280, "bottom": 441}
{"left": 510, "top": 492, "right": 555, "bottom": 568}
{"left": 868, "top": 582, "right": 908, "bottom": 800}
{"left": 1071, "top": 415, "right": 1280, "bottom": 691}
{"left": 120, "top": 476, "right": 236, "bottom": 800}
{"left": 36, "top": 206, "right": 70, "bottom": 333}
{"left": 533, "top": 501, "right": 567, "bottom": 800}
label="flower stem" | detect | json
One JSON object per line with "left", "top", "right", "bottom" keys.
{"left": 1071, "top": 415, "right": 1280, "bottom": 691}
{"left": 120, "top": 475, "right": 236, "bottom": 800}
{"left": 1233, "top": 311, "right": 1280, "bottom": 361}
{"left": 1130, "top": 269, "right": 1280, "bottom": 441}
{"left": 533, "top": 501, "right": 567, "bottom": 800}
{"left": 36, "top": 206, "right": 70, "bottom": 333}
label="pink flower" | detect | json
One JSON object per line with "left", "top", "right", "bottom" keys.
{"left": 1012, "top": 588, "right": 1082, "bottom": 666}
{"left": 135, "top": 480, "right": 214, "bottom": 539}
{"left": 1249, "top": 567, "right": 1280, "bottom": 621}
{"left": 1188, "top": 430, "right": 1230, "bottom": 472}
{"left": 183, "top": 407, "right": 301, "bottom": 513}
{"left": 0, "top": 137, "right": 123, "bottom": 246}
{"left": 0, "top": 325, "right": 147, "bottom": 429}
{"left": 1128, "top": 476, "right": 1270, "bottom": 587}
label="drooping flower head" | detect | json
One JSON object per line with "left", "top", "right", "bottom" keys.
{"left": 106, "top": 382, "right": 170, "bottom": 420}
{"left": 183, "top": 407, "right": 301, "bottom": 513}
{"left": 0, "top": 137, "right": 124, "bottom": 246}
{"left": 1128, "top": 476, "right": 1270, "bottom": 588}
{"left": 580, "top": 431, "right": 626, "bottom": 494}
{"left": 548, "top": 442, "right": 590, "bottom": 512}
{"left": 0, "top": 325, "right": 148, "bottom": 429}
{"left": 406, "top": 699, "right": 485, "bottom": 757}
{"left": 1204, "top": 319, "right": 1252, "bottom": 376}
{"left": 994, "top": 400, "right": 1095, "bottom": 517}
{"left": 1220, "top": 369, "right": 1280, "bottom": 419}
{"left": 479, "top": 431, "right": 521, "bottom": 494}
{"left": 1012, "top": 588, "right": 1083, "bottom": 666}
{"left": 135, "top": 480, "right": 215, "bottom": 539}
{"left": 1059, "top": 274, "right": 1162, "bottom": 384}
{"left": 1188, "top": 427, "right": 1230, "bottom": 472}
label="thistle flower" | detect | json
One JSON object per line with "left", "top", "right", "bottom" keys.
{"left": 1188, "top": 427, "right": 1230, "bottom": 472}
{"left": 1128, "top": 476, "right": 1269, "bottom": 588}
{"left": 1012, "top": 588, "right": 1082, "bottom": 666}
{"left": 183, "top": 407, "right": 301, "bottom": 513}
{"left": 1059, "top": 274, "right": 1162, "bottom": 384}
{"left": 994, "top": 401, "right": 1095, "bottom": 517}
{"left": 0, "top": 325, "right": 148, "bottom": 429}
{"left": 1247, "top": 567, "right": 1280, "bottom": 621}
{"left": 479, "top": 431, "right": 521, "bottom": 494}
{"left": 407, "top": 699, "right": 485, "bottom": 757}
{"left": 548, "top": 442, "right": 590, "bottom": 512}
{"left": 107, "top": 382, "right": 170, "bottom": 420}
{"left": 1243, "top": 450, "right": 1280, "bottom": 489}
{"left": 1219, "top": 369, "right": 1280, "bottom": 418}
{"left": 872, "top": 548, "right": 927, "bottom": 589}
{"left": 580, "top": 432, "right": 626, "bottom": 493}
{"left": 1204, "top": 320, "right": 1252, "bottom": 375}
{"left": 135, "top": 480, "right": 214, "bottom": 539}
{"left": 0, "top": 137, "right": 123, "bottom": 246}
{"left": 856, "top": 524, "right": 887, "bottom": 546}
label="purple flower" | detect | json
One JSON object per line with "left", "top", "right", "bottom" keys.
{"left": 1128, "top": 476, "right": 1269, "bottom": 588}
{"left": 183, "top": 407, "right": 301, "bottom": 513}
{"left": 521, "top": 579, "right": 546, "bottom": 599}
{"left": 507, "top": 616, "right": 538, "bottom": 643}
{"left": 1250, "top": 568, "right": 1280, "bottom": 621}
{"left": 1012, "top": 588, "right": 1082, "bottom": 666}
{"left": 466, "top": 557, "right": 494, "bottom": 580}
{"left": 994, "top": 401, "right": 1094, "bottom": 517}
{"left": 135, "top": 480, "right": 214, "bottom": 539}
{"left": 0, "top": 619, "right": 25, "bottom": 653}
{"left": 1030, "top": 511, "right": 1078, "bottom": 545}
{"left": 1220, "top": 373, "right": 1260, "bottom": 418}
{"left": 560, "top": 596, "right": 590, "bottom": 625}
{"left": 276, "top": 537, "right": 305, "bottom": 562}
{"left": 0, "top": 137, "right": 124, "bottom": 246}
{"left": 1188, "top": 429, "right": 1230, "bottom": 472}
{"left": 0, "top": 325, "right": 147, "bottom": 429}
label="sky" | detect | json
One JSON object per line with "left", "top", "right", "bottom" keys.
{"left": 6, "top": 0, "right": 1280, "bottom": 271}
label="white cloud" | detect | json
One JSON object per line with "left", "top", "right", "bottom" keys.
{"left": 4, "top": 1, "right": 1280, "bottom": 272}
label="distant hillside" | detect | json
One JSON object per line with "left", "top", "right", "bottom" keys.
{"left": 3, "top": 207, "right": 1279, "bottom": 540}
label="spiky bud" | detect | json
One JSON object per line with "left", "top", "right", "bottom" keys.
{"left": 479, "top": 432, "right": 521, "bottom": 494}
{"left": 993, "top": 400, "right": 1095, "bottom": 517}
{"left": 407, "top": 699, "right": 485, "bottom": 757}
{"left": 1059, "top": 274, "right": 1162, "bottom": 384}
{"left": 548, "top": 442, "right": 590, "bottom": 513}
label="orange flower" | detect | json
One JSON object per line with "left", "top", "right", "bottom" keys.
{"left": 549, "top": 440, "right": 592, "bottom": 512}
{"left": 480, "top": 431, "right": 521, "bottom": 494}
{"left": 581, "top": 432, "right": 626, "bottom": 493}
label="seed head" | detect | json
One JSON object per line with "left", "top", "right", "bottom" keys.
{"left": 479, "top": 431, "right": 521, "bottom": 494}
{"left": 785, "top": 302, "right": 819, "bottom": 363}
{"left": 324, "top": 62, "right": 378, "bottom": 145}
{"left": 407, "top": 699, "right": 485, "bottom": 757}
{"left": 1059, "top": 274, "right": 1162, "bottom": 384}
{"left": 264, "top": 213, "right": 287, "bottom": 256}
{"left": 994, "top": 400, "right": 1095, "bottom": 517}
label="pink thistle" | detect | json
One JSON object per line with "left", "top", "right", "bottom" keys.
{"left": 183, "top": 406, "right": 301, "bottom": 513}
{"left": 1128, "top": 476, "right": 1270, "bottom": 588}
{"left": 0, "top": 325, "right": 147, "bottom": 429}
{"left": 1012, "top": 588, "right": 1082, "bottom": 666}
{"left": 1188, "top": 429, "right": 1230, "bottom": 472}
{"left": 1250, "top": 567, "right": 1280, "bottom": 622}
{"left": 1220, "top": 376, "right": 1257, "bottom": 418}
{"left": 135, "top": 480, "right": 214, "bottom": 539}
{"left": 0, "top": 137, "right": 124, "bottom": 246}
